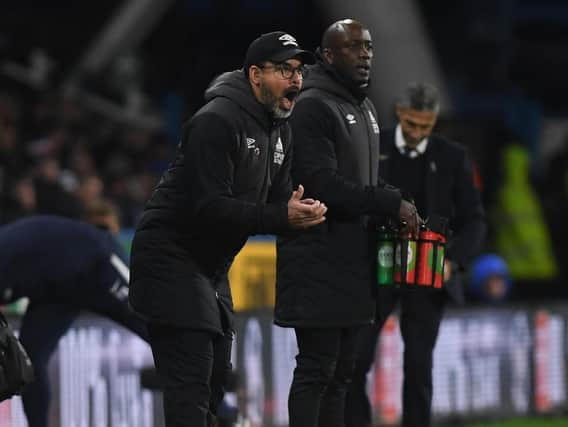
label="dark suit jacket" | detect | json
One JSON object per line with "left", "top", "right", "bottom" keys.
{"left": 379, "top": 128, "right": 486, "bottom": 303}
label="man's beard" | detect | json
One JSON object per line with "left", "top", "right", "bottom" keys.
{"left": 260, "top": 83, "right": 292, "bottom": 119}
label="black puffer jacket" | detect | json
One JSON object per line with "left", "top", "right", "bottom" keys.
{"left": 275, "top": 59, "right": 402, "bottom": 327}
{"left": 130, "top": 70, "right": 292, "bottom": 332}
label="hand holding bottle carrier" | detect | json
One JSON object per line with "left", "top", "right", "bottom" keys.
{"left": 377, "top": 215, "right": 448, "bottom": 289}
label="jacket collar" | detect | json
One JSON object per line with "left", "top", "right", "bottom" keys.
{"left": 301, "top": 49, "right": 368, "bottom": 105}
{"left": 205, "top": 70, "right": 282, "bottom": 131}
{"left": 395, "top": 124, "right": 429, "bottom": 158}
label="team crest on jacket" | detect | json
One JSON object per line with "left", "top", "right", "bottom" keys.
{"left": 273, "top": 137, "right": 285, "bottom": 165}
{"left": 368, "top": 110, "right": 380, "bottom": 134}
{"left": 345, "top": 114, "right": 357, "bottom": 125}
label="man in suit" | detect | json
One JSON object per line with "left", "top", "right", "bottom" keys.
{"left": 345, "top": 83, "right": 486, "bottom": 427}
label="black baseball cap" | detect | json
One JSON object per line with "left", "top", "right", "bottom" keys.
{"left": 243, "top": 31, "right": 315, "bottom": 74}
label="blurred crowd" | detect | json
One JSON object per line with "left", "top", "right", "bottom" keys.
{"left": 1, "top": 72, "right": 567, "bottom": 303}
{"left": 0, "top": 82, "right": 173, "bottom": 228}
{"left": 1, "top": 0, "right": 568, "bottom": 303}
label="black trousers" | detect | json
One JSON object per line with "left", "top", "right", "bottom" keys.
{"left": 18, "top": 265, "right": 149, "bottom": 427}
{"left": 288, "top": 326, "right": 362, "bottom": 427}
{"left": 345, "top": 288, "right": 446, "bottom": 427}
{"left": 148, "top": 323, "right": 233, "bottom": 427}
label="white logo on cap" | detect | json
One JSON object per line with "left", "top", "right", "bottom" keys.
{"left": 279, "top": 34, "right": 298, "bottom": 47}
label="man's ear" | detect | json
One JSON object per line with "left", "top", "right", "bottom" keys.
{"left": 322, "top": 48, "right": 333, "bottom": 64}
{"left": 248, "top": 65, "right": 262, "bottom": 86}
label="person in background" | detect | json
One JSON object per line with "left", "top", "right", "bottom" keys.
{"left": 32, "top": 156, "right": 83, "bottom": 219}
{"left": 468, "top": 253, "right": 512, "bottom": 303}
{"left": 128, "top": 31, "right": 326, "bottom": 426}
{"left": 0, "top": 200, "right": 147, "bottom": 427}
{"left": 346, "top": 83, "right": 486, "bottom": 427}
{"left": 1, "top": 172, "right": 37, "bottom": 223}
{"left": 275, "top": 20, "right": 420, "bottom": 427}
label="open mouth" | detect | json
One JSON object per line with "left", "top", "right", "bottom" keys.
{"left": 281, "top": 88, "right": 300, "bottom": 110}
{"left": 284, "top": 88, "right": 300, "bottom": 102}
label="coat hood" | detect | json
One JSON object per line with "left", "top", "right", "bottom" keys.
{"left": 302, "top": 49, "right": 368, "bottom": 104}
{"left": 204, "top": 69, "right": 274, "bottom": 130}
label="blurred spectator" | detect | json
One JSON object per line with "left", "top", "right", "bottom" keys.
{"left": 0, "top": 76, "right": 166, "bottom": 230}
{"left": 32, "top": 156, "right": 82, "bottom": 219}
{"left": 66, "top": 142, "right": 97, "bottom": 183}
{"left": 76, "top": 174, "right": 104, "bottom": 207}
{"left": 27, "top": 127, "right": 66, "bottom": 159}
{"left": 468, "top": 254, "right": 512, "bottom": 303}
{"left": 13, "top": 175, "right": 36, "bottom": 214}
{"left": 491, "top": 144, "right": 557, "bottom": 281}
{"left": 35, "top": 156, "right": 59, "bottom": 182}
{"left": 1, "top": 173, "right": 37, "bottom": 223}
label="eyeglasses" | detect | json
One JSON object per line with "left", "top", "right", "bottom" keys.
{"left": 260, "top": 63, "right": 308, "bottom": 80}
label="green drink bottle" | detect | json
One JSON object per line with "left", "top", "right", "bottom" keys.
{"left": 377, "top": 226, "right": 395, "bottom": 285}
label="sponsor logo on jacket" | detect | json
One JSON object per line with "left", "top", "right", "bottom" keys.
{"left": 246, "top": 137, "right": 260, "bottom": 156}
{"left": 368, "top": 110, "right": 380, "bottom": 134}
{"left": 273, "top": 137, "right": 285, "bottom": 165}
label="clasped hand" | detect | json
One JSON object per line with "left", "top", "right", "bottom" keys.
{"left": 287, "top": 185, "right": 327, "bottom": 229}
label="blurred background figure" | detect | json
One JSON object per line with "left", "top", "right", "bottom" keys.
{"left": 468, "top": 253, "right": 512, "bottom": 303}
{"left": 0, "top": 201, "right": 148, "bottom": 427}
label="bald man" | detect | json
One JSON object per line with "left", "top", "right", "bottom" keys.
{"left": 275, "top": 20, "right": 420, "bottom": 427}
